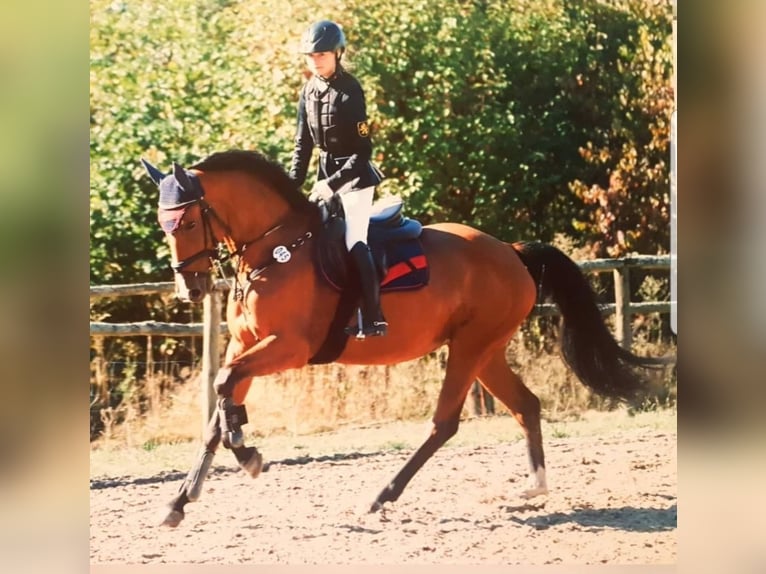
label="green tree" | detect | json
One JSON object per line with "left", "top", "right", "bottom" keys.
{"left": 91, "top": 0, "right": 673, "bottom": 285}
{"left": 567, "top": 0, "right": 673, "bottom": 257}
{"left": 90, "top": 0, "right": 306, "bottom": 284}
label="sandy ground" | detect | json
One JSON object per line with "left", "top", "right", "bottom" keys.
{"left": 90, "top": 418, "right": 676, "bottom": 565}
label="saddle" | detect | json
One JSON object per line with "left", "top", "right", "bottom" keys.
{"left": 309, "top": 196, "right": 429, "bottom": 364}
{"left": 317, "top": 195, "right": 428, "bottom": 291}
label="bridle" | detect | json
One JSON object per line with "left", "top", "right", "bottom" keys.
{"left": 169, "top": 199, "right": 223, "bottom": 273}
{"left": 167, "top": 198, "right": 313, "bottom": 299}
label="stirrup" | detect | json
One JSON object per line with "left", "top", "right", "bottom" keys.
{"left": 364, "top": 321, "right": 388, "bottom": 338}
{"left": 345, "top": 307, "right": 387, "bottom": 339}
{"left": 345, "top": 320, "right": 388, "bottom": 339}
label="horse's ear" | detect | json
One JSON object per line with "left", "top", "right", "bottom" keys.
{"left": 141, "top": 158, "right": 167, "bottom": 185}
{"left": 172, "top": 162, "right": 193, "bottom": 190}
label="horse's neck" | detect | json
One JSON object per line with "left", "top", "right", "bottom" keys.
{"left": 213, "top": 189, "right": 294, "bottom": 245}
{"left": 237, "top": 200, "right": 313, "bottom": 250}
{"left": 235, "top": 208, "right": 314, "bottom": 267}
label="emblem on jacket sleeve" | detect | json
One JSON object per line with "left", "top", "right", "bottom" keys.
{"left": 357, "top": 121, "right": 370, "bottom": 137}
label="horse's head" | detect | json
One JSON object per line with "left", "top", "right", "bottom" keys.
{"left": 143, "top": 150, "right": 324, "bottom": 302}
{"left": 142, "top": 159, "right": 217, "bottom": 303}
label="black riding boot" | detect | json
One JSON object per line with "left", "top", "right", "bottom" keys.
{"left": 345, "top": 241, "right": 388, "bottom": 338}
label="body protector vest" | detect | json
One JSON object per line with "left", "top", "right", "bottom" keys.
{"left": 289, "top": 70, "right": 384, "bottom": 192}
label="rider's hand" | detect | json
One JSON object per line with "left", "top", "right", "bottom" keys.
{"left": 308, "top": 179, "right": 334, "bottom": 203}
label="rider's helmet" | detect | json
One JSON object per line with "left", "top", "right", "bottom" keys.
{"left": 300, "top": 20, "right": 346, "bottom": 57}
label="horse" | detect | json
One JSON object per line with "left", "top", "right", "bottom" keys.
{"left": 142, "top": 149, "right": 663, "bottom": 527}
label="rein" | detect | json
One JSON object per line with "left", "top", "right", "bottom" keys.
{"left": 175, "top": 198, "right": 314, "bottom": 301}
{"left": 229, "top": 227, "right": 313, "bottom": 302}
{"left": 238, "top": 230, "right": 313, "bottom": 282}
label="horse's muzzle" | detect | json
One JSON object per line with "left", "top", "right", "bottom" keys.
{"left": 174, "top": 272, "right": 213, "bottom": 303}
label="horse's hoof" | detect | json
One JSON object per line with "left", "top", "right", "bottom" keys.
{"left": 369, "top": 497, "right": 393, "bottom": 513}
{"left": 519, "top": 486, "right": 549, "bottom": 499}
{"left": 240, "top": 447, "right": 263, "bottom": 479}
{"left": 161, "top": 508, "right": 184, "bottom": 528}
{"left": 370, "top": 485, "right": 397, "bottom": 512}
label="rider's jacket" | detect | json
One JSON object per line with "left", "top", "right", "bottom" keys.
{"left": 289, "top": 69, "right": 384, "bottom": 192}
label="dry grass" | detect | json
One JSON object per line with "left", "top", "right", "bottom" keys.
{"left": 91, "top": 325, "right": 676, "bottom": 451}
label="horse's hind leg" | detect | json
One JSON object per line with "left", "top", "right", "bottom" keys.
{"left": 371, "top": 340, "right": 481, "bottom": 511}
{"left": 477, "top": 349, "right": 548, "bottom": 498}
{"left": 370, "top": 410, "right": 463, "bottom": 512}
{"left": 162, "top": 410, "right": 222, "bottom": 527}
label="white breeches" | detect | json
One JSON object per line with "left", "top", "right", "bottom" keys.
{"left": 338, "top": 185, "right": 375, "bottom": 251}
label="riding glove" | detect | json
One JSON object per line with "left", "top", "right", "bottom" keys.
{"left": 309, "top": 179, "right": 334, "bottom": 203}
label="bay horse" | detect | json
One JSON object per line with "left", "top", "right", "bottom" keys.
{"left": 142, "top": 149, "right": 662, "bottom": 527}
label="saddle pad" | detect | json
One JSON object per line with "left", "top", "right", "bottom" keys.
{"left": 320, "top": 238, "right": 429, "bottom": 292}
{"left": 309, "top": 238, "right": 428, "bottom": 365}
{"left": 378, "top": 239, "right": 429, "bottom": 291}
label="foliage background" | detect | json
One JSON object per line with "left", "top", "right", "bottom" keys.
{"left": 90, "top": 0, "right": 673, "bottom": 284}
{"left": 90, "top": 0, "right": 674, "bottom": 440}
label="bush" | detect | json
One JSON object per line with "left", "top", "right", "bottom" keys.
{"left": 90, "top": 0, "right": 673, "bottom": 283}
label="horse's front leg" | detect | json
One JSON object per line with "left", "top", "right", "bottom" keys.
{"left": 162, "top": 409, "right": 222, "bottom": 527}
{"left": 213, "top": 366, "right": 264, "bottom": 480}
{"left": 161, "top": 334, "right": 309, "bottom": 527}
{"left": 160, "top": 375, "right": 262, "bottom": 528}
{"left": 214, "top": 334, "right": 310, "bottom": 476}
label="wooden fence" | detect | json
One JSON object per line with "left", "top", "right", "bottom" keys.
{"left": 90, "top": 255, "right": 671, "bottom": 427}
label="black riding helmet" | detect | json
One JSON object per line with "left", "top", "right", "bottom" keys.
{"left": 300, "top": 20, "right": 346, "bottom": 57}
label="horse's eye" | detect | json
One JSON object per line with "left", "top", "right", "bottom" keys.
{"left": 184, "top": 221, "right": 197, "bottom": 231}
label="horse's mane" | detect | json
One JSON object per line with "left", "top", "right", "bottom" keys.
{"left": 191, "top": 149, "right": 315, "bottom": 216}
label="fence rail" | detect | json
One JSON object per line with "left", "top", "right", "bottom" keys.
{"left": 90, "top": 255, "right": 670, "bottom": 339}
{"left": 90, "top": 254, "right": 671, "bottom": 428}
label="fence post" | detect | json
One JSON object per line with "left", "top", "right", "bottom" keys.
{"left": 613, "top": 263, "right": 632, "bottom": 350}
{"left": 470, "top": 380, "right": 495, "bottom": 416}
{"left": 201, "top": 289, "right": 221, "bottom": 435}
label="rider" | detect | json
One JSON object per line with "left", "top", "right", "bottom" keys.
{"left": 288, "top": 20, "right": 388, "bottom": 338}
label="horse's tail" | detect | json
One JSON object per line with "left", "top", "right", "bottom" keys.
{"left": 512, "top": 241, "right": 662, "bottom": 401}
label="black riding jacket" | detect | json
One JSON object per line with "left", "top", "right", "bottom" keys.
{"left": 289, "top": 69, "right": 383, "bottom": 192}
